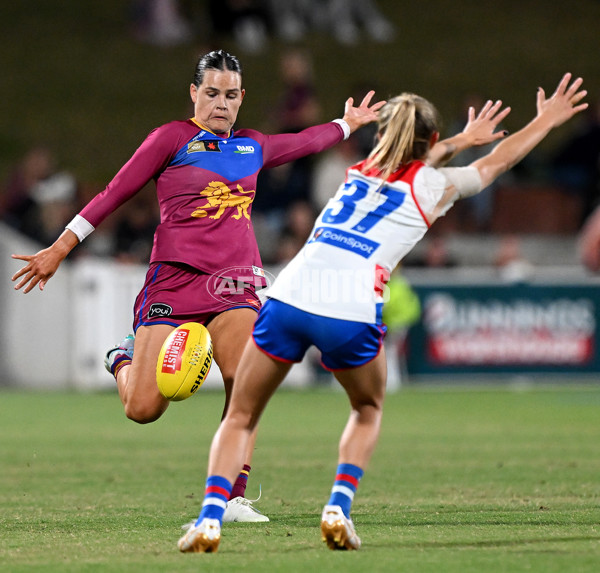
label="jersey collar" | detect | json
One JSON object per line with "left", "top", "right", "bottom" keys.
{"left": 189, "top": 118, "right": 232, "bottom": 139}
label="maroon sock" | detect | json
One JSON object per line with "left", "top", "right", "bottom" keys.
{"left": 229, "top": 464, "right": 251, "bottom": 500}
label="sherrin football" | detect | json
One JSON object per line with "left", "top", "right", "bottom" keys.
{"left": 156, "top": 322, "right": 213, "bottom": 401}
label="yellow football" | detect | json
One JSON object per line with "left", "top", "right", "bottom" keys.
{"left": 156, "top": 323, "right": 213, "bottom": 401}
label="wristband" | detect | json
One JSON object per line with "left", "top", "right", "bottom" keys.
{"left": 332, "top": 119, "right": 351, "bottom": 140}
{"left": 65, "top": 214, "right": 95, "bottom": 242}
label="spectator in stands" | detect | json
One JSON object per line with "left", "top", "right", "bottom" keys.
{"left": 405, "top": 235, "right": 458, "bottom": 268}
{"left": 494, "top": 234, "right": 534, "bottom": 282}
{"left": 325, "top": 0, "right": 395, "bottom": 45}
{"left": 27, "top": 171, "right": 80, "bottom": 246}
{"left": 553, "top": 99, "right": 600, "bottom": 225}
{"left": 267, "top": 0, "right": 395, "bottom": 45}
{"left": 447, "top": 92, "right": 509, "bottom": 231}
{"left": 579, "top": 203, "right": 600, "bottom": 272}
{"left": 273, "top": 200, "right": 317, "bottom": 264}
{"left": 208, "top": 0, "right": 271, "bottom": 53}
{"left": 381, "top": 269, "right": 421, "bottom": 387}
{"left": 1, "top": 146, "right": 56, "bottom": 235}
{"left": 129, "top": 0, "right": 192, "bottom": 46}
{"left": 255, "top": 49, "right": 321, "bottom": 234}
{"left": 311, "top": 136, "right": 362, "bottom": 210}
{"left": 1, "top": 147, "right": 81, "bottom": 245}
{"left": 113, "top": 192, "right": 160, "bottom": 263}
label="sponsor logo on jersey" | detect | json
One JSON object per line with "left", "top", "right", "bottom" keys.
{"left": 234, "top": 145, "right": 255, "bottom": 154}
{"left": 187, "top": 140, "right": 221, "bottom": 153}
{"left": 148, "top": 303, "right": 173, "bottom": 318}
{"left": 309, "top": 226, "right": 380, "bottom": 258}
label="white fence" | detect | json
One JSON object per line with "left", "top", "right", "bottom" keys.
{"left": 7, "top": 221, "right": 587, "bottom": 391}
{"left": 0, "top": 224, "right": 320, "bottom": 390}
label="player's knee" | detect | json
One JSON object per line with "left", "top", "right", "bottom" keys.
{"left": 225, "top": 407, "right": 255, "bottom": 431}
{"left": 123, "top": 401, "right": 165, "bottom": 424}
{"left": 351, "top": 395, "right": 383, "bottom": 420}
{"left": 220, "top": 372, "right": 236, "bottom": 405}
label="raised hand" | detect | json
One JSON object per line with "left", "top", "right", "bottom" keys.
{"left": 342, "top": 91, "right": 386, "bottom": 133}
{"left": 536, "top": 73, "right": 588, "bottom": 128}
{"left": 462, "top": 99, "right": 512, "bottom": 146}
{"left": 428, "top": 99, "right": 512, "bottom": 167}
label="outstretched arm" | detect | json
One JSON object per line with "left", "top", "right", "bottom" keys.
{"left": 262, "top": 91, "right": 386, "bottom": 168}
{"left": 472, "top": 73, "right": 588, "bottom": 189}
{"left": 11, "top": 229, "right": 80, "bottom": 293}
{"left": 428, "top": 99, "right": 511, "bottom": 167}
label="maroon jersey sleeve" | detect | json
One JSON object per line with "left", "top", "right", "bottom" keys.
{"left": 245, "top": 122, "right": 345, "bottom": 169}
{"left": 79, "top": 122, "right": 186, "bottom": 228}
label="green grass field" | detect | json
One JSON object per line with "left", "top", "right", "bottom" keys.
{"left": 1, "top": 385, "right": 600, "bottom": 572}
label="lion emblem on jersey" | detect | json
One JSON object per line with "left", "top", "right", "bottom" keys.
{"left": 192, "top": 181, "right": 255, "bottom": 220}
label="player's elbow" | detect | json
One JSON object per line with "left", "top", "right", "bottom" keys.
{"left": 473, "top": 160, "right": 509, "bottom": 191}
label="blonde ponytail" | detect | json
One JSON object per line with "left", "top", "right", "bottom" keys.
{"left": 365, "top": 93, "right": 439, "bottom": 181}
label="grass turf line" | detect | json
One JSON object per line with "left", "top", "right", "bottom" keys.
{"left": 0, "top": 386, "right": 599, "bottom": 572}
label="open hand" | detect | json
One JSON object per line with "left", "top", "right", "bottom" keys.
{"left": 342, "top": 91, "right": 386, "bottom": 133}
{"left": 11, "top": 248, "right": 61, "bottom": 293}
{"left": 462, "top": 99, "right": 512, "bottom": 146}
{"left": 537, "top": 73, "right": 588, "bottom": 128}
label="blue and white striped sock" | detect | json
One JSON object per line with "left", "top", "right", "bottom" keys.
{"left": 196, "top": 475, "right": 232, "bottom": 526}
{"left": 327, "top": 463, "right": 364, "bottom": 518}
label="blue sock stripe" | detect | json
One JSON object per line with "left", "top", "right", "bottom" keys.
{"left": 196, "top": 475, "right": 233, "bottom": 526}
{"left": 337, "top": 463, "right": 364, "bottom": 481}
{"left": 206, "top": 475, "right": 233, "bottom": 491}
{"left": 328, "top": 464, "right": 364, "bottom": 518}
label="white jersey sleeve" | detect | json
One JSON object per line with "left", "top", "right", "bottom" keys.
{"left": 412, "top": 165, "right": 484, "bottom": 220}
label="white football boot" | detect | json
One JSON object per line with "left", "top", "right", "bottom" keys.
{"left": 223, "top": 496, "right": 270, "bottom": 523}
{"left": 178, "top": 518, "right": 221, "bottom": 553}
{"left": 320, "top": 505, "right": 361, "bottom": 550}
{"left": 104, "top": 334, "right": 135, "bottom": 375}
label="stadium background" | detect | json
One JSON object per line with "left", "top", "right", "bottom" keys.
{"left": 1, "top": 0, "right": 600, "bottom": 388}
{"left": 2, "top": 1, "right": 599, "bottom": 183}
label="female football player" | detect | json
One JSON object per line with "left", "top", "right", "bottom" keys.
{"left": 11, "top": 49, "right": 385, "bottom": 522}
{"left": 178, "top": 73, "right": 587, "bottom": 552}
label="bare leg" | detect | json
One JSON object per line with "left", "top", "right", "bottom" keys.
{"left": 208, "top": 339, "right": 292, "bottom": 486}
{"left": 319, "top": 350, "right": 387, "bottom": 551}
{"left": 115, "top": 323, "right": 173, "bottom": 423}
{"left": 333, "top": 349, "right": 387, "bottom": 468}
{"left": 206, "top": 308, "right": 263, "bottom": 468}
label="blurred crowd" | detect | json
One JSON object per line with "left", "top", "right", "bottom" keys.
{"left": 2, "top": 44, "right": 599, "bottom": 270}
{"left": 128, "top": 0, "right": 395, "bottom": 50}
{"left": 0, "top": 145, "right": 159, "bottom": 264}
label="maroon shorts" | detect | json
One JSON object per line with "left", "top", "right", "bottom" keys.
{"left": 133, "top": 262, "right": 261, "bottom": 332}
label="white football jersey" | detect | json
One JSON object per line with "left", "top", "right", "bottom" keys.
{"left": 266, "top": 160, "right": 481, "bottom": 323}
